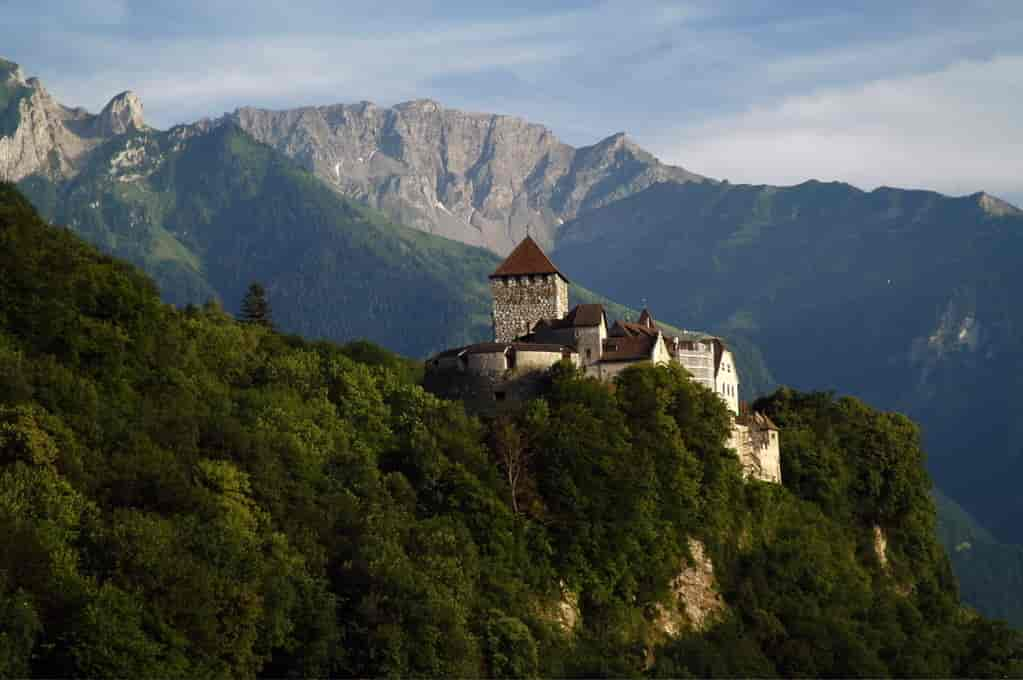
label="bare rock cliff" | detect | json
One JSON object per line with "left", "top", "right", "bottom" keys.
{"left": 93, "top": 91, "right": 145, "bottom": 137}
{"left": 231, "top": 100, "right": 708, "bottom": 254}
{"left": 0, "top": 59, "right": 143, "bottom": 183}
{"left": 652, "top": 538, "right": 725, "bottom": 637}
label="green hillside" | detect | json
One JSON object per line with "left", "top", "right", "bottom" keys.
{"left": 19, "top": 123, "right": 498, "bottom": 357}
{"left": 1, "top": 182, "right": 1020, "bottom": 676}
{"left": 553, "top": 180, "right": 1023, "bottom": 624}
{"left": 935, "top": 490, "right": 1023, "bottom": 628}
{"left": 554, "top": 181, "right": 1023, "bottom": 530}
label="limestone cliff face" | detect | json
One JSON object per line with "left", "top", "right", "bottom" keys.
{"left": 0, "top": 59, "right": 144, "bottom": 183}
{"left": 231, "top": 100, "right": 707, "bottom": 254}
{"left": 652, "top": 539, "right": 725, "bottom": 637}
{"left": 92, "top": 91, "right": 145, "bottom": 137}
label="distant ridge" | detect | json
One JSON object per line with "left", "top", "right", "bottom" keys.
{"left": 230, "top": 98, "right": 707, "bottom": 254}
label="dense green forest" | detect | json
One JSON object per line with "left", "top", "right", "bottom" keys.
{"left": 1, "top": 182, "right": 1021, "bottom": 677}
{"left": 553, "top": 180, "right": 1023, "bottom": 545}
{"left": 553, "top": 180, "right": 1023, "bottom": 624}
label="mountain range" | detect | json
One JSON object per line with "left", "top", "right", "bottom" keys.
{"left": 3, "top": 56, "right": 1023, "bottom": 625}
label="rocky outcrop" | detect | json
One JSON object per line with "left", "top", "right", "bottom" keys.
{"left": 535, "top": 580, "right": 581, "bottom": 635}
{"left": 0, "top": 60, "right": 144, "bottom": 183}
{"left": 651, "top": 539, "right": 725, "bottom": 637}
{"left": 231, "top": 100, "right": 708, "bottom": 254}
{"left": 977, "top": 191, "right": 1022, "bottom": 217}
{"left": 873, "top": 525, "right": 890, "bottom": 569}
{"left": 92, "top": 91, "right": 145, "bottom": 137}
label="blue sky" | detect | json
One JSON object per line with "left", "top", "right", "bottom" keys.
{"left": 4, "top": 0, "right": 1022, "bottom": 205}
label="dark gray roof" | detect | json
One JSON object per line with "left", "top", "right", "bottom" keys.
{"left": 458, "top": 341, "right": 575, "bottom": 356}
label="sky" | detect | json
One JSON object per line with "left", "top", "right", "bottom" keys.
{"left": 4, "top": 0, "right": 1022, "bottom": 206}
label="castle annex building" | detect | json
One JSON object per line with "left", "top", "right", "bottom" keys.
{"left": 426, "top": 237, "right": 781, "bottom": 483}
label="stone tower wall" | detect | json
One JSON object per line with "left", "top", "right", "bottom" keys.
{"left": 729, "top": 422, "right": 781, "bottom": 483}
{"left": 491, "top": 274, "right": 569, "bottom": 342}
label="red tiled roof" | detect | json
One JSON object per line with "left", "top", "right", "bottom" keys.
{"left": 600, "top": 335, "right": 656, "bottom": 362}
{"left": 611, "top": 320, "right": 660, "bottom": 339}
{"left": 490, "top": 236, "right": 569, "bottom": 281}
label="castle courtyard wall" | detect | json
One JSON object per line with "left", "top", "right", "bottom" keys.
{"left": 514, "top": 349, "right": 569, "bottom": 371}
{"left": 422, "top": 369, "right": 550, "bottom": 417}
{"left": 467, "top": 351, "right": 509, "bottom": 374}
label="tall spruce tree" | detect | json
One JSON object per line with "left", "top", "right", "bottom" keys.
{"left": 241, "top": 282, "right": 273, "bottom": 328}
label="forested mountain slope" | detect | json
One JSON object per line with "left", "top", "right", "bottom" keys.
{"left": 554, "top": 180, "right": 1023, "bottom": 543}
{"left": 17, "top": 120, "right": 498, "bottom": 357}
{"left": 1, "top": 183, "right": 1021, "bottom": 677}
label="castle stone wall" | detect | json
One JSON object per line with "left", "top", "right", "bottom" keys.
{"left": 729, "top": 423, "right": 781, "bottom": 483}
{"left": 467, "top": 350, "right": 509, "bottom": 374}
{"left": 576, "top": 324, "right": 605, "bottom": 365}
{"left": 423, "top": 368, "right": 550, "bottom": 417}
{"left": 586, "top": 360, "right": 642, "bottom": 381}
{"left": 491, "top": 274, "right": 568, "bottom": 342}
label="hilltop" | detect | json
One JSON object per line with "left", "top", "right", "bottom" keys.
{"left": 2, "top": 182, "right": 1021, "bottom": 676}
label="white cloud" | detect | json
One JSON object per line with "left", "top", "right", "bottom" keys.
{"left": 660, "top": 55, "right": 1023, "bottom": 203}
{"left": 33, "top": 10, "right": 590, "bottom": 127}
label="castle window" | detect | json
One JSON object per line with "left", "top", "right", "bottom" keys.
{"left": 586, "top": 348, "right": 592, "bottom": 359}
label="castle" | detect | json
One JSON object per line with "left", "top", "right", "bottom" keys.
{"left": 425, "top": 237, "right": 781, "bottom": 483}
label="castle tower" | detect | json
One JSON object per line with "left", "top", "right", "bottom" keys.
{"left": 489, "top": 236, "right": 570, "bottom": 342}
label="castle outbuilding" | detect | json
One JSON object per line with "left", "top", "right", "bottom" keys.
{"left": 426, "top": 237, "right": 780, "bottom": 483}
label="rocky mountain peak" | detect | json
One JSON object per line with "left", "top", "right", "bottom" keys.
{"left": 0, "top": 57, "right": 25, "bottom": 85}
{"left": 395, "top": 98, "right": 442, "bottom": 112}
{"left": 603, "top": 131, "right": 629, "bottom": 145}
{"left": 94, "top": 91, "right": 145, "bottom": 136}
{"left": 0, "top": 66, "right": 145, "bottom": 183}
{"left": 976, "top": 191, "right": 1021, "bottom": 217}
{"left": 230, "top": 99, "right": 708, "bottom": 255}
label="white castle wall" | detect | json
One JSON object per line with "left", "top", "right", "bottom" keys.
{"left": 729, "top": 422, "right": 781, "bottom": 483}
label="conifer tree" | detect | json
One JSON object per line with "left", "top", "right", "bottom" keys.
{"left": 241, "top": 282, "right": 273, "bottom": 328}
